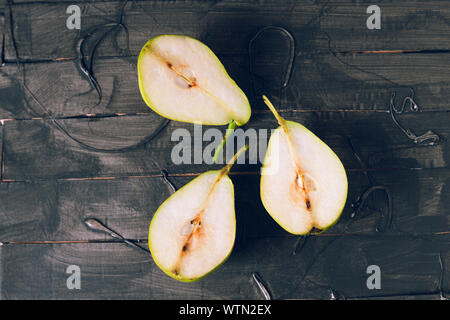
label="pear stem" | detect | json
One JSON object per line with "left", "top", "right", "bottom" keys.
{"left": 221, "top": 144, "right": 248, "bottom": 176}
{"left": 201, "top": 144, "right": 248, "bottom": 210}
{"left": 172, "top": 145, "right": 247, "bottom": 277}
{"left": 213, "top": 120, "right": 236, "bottom": 164}
{"left": 262, "top": 95, "right": 311, "bottom": 207}
{"left": 263, "top": 95, "right": 286, "bottom": 129}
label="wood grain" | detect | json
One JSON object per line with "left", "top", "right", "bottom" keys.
{"left": 0, "top": 235, "right": 447, "bottom": 299}
{"left": 2, "top": 52, "right": 450, "bottom": 120}
{"left": 1, "top": 0, "right": 450, "bottom": 120}
{"left": 1, "top": 111, "right": 448, "bottom": 180}
{"left": 5, "top": 0, "right": 450, "bottom": 61}
{"left": 1, "top": 168, "right": 448, "bottom": 298}
{"left": 0, "top": 168, "right": 448, "bottom": 242}
{"left": 0, "top": 0, "right": 449, "bottom": 300}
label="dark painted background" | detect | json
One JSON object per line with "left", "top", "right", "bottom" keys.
{"left": 0, "top": 0, "right": 448, "bottom": 299}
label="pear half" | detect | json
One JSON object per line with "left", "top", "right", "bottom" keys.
{"left": 138, "top": 35, "right": 251, "bottom": 126}
{"left": 260, "top": 96, "right": 348, "bottom": 235}
{"left": 149, "top": 146, "right": 247, "bottom": 282}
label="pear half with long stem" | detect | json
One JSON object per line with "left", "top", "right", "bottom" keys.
{"left": 260, "top": 96, "right": 348, "bottom": 235}
{"left": 138, "top": 35, "right": 251, "bottom": 126}
{"left": 149, "top": 146, "right": 247, "bottom": 282}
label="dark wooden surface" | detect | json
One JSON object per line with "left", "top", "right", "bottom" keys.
{"left": 0, "top": 0, "right": 449, "bottom": 299}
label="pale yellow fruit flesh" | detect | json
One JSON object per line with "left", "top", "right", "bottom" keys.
{"left": 149, "top": 170, "right": 236, "bottom": 281}
{"left": 138, "top": 35, "right": 251, "bottom": 125}
{"left": 261, "top": 121, "right": 348, "bottom": 235}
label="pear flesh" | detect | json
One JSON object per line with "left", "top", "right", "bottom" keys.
{"left": 149, "top": 171, "right": 235, "bottom": 281}
{"left": 138, "top": 35, "right": 251, "bottom": 126}
{"left": 148, "top": 146, "right": 248, "bottom": 282}
{"left": 260, "top": 97, "right": 348, "bottom": 235}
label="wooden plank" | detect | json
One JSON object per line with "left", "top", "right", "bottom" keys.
{"left": 0, "top": 162, "right": 448, "bottom": 299}
{"left": 236, "top": 168, "right": 450, "bottom": 238}
{"left": 0, "top": 122, "right": 3, "bottom": 180}
{"left": 278, "top": 53, "right": 450, "bottom": 112}
{"left": 4, "top": 1, "right": 450, "bottom": 62}
{"left": 2, "top": 111, "right": 448, "bottom": 180}
{"left": 290, "top": 237, "right": 450, "bottom": 299}
{"left": 341, "top": 168, "right": 450, "bottom": 235}
{"left": 0, "top": 181, "right": 57, "bottom": 241}
{"left": 318, "top": 0, "right": 450, "bottom": 52}
{"left": 0, "top": 58, "right": 148, "bottom": 118}
{"left": 250, "top": 52, "right": 450, "bottom": 112}
{"left": 4, "top": 0, "right": 223, "bottom": 61}
{"left": 0, "top": 235, "right": 447, "bottom": 299}
{"left": 0, "top": 168, "right": 448, "bottom": 243}
{"left": 2, "top": 1, "right": 450, "bottom": 115}
{"left": 0, "top": 178, "right": 170, "bottom": 242}
{"left": 1, "top": 114, "right": 177, "bottom": 180}
{"left": 0, "top": 166, "right": 448, "bottom": 299}
{"left": 1, "top": 52, "right": 450, "bottom": 120}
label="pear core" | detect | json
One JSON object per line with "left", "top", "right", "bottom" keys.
{"left": 260, "top": 96, "right": 348, "bottom": 235}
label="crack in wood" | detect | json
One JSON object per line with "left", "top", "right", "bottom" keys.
{"left": 0, "top": 108, "right": 449, "bottom": 124}
{"left": 1, "top": 231, "right": 449, "bottom": 246}
{"left": 0, "top": 167, "right": 435, "bottom": 184}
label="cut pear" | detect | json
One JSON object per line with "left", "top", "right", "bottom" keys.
{"left": 260, "top": 96, "right": 348, "bottom": 235}
{"left": 149, "top": 146, "right": 247, "bottom": 282}
{"left": 138, "top": 35, "right": 251, "bottom": 126}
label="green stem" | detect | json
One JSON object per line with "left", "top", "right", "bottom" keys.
{"left": 221, "top": 144, "right": 248, "bottom": 176}
{"left": 213, "top": 120, "right": 236, "bottom": 164}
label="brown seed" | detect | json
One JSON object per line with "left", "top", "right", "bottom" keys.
{"left": 306, "top": 199, "right": 311, "bottom": 209}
